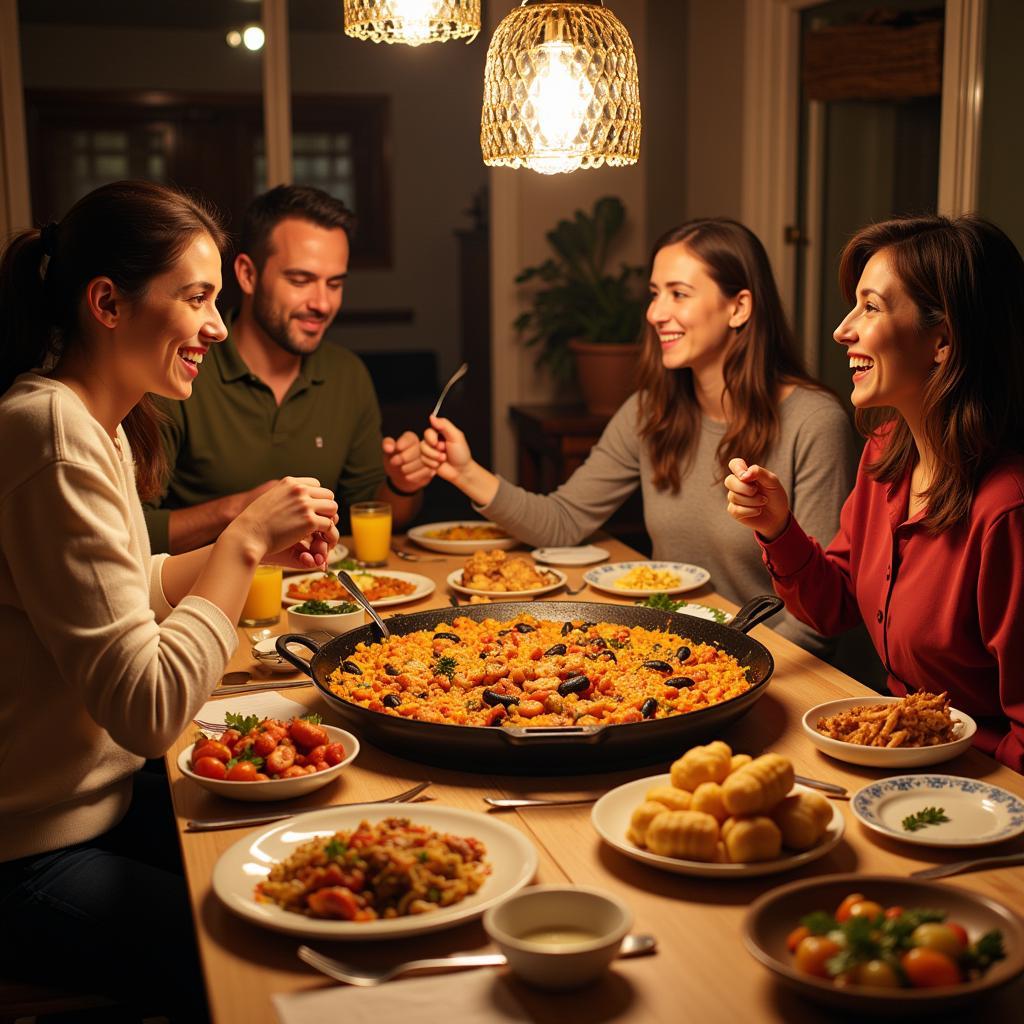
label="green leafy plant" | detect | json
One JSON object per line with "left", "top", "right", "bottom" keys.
{"left": 514, "top": 196, "right": 646, "bottom": 381}
{"left": 901, "top": 806, "right": 951, "bottom": 832}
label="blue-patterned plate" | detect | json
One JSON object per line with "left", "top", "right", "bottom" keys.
{"left": 851, "top": 774, "right": 1024, "bottom": 848}
{"left": 583, "top": 560, "right": 711, "bottom": 598}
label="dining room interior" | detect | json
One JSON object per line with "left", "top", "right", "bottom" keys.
{"left": 1, "top": 1, "right": 1023, "bottom": 1023}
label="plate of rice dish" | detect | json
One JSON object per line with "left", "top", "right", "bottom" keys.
{"left": 283, "top": 570, "right": 435, "bottom": 608}
{"left": 408, "top": 521, "right": 518, "bottom": 554}
{"left": 448, "top": 550, "right": 566, "bottom": 598}
{"left": 212, "top": 804, "right": 538, "bottom": 939}
{"left": 584, "top": 561, "right": 711, "bottom": 597}
{"left": 802, "top": 693, "right": 977, "bottom": 767}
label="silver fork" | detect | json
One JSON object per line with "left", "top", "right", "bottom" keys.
{"left": 565, "top": 583, "right": 587, "bottom": 595}
{"left": 392, "top": 548, "right": 445, "bottom": 563}
{"left": 431, "top": 361, "right": 469, "bottom": 419}
{"left": 184, "top": 780, "right": 432, "bottom": 832}
{"left": 297, "top": 933, "right": 656, "bottom": 986}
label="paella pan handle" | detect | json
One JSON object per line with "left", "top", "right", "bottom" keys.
{"left": 729, "top": 595, "right": 785, "bottom": 634}
{"left": 499, "top": 725, "right": 609, "bottom": 747}
{"left": 274, "top": 633, "right": 321, "bottom": 675}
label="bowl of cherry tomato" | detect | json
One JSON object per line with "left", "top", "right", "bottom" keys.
{"left": 178, "top": 713, "right": 360, "bottom": 801}
{"left": 744, "top": 874, "right": 1024, "bottom": 1012}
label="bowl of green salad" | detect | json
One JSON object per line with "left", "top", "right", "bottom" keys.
{"left": 286, "top": 599, "right": 364, "bottom": 637}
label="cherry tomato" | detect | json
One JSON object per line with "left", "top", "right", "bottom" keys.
{"left": 786, "top": 926, "right": 811, "bottom": 953}
{"left": 884, "top": 905, "right": 905, "bottom": 920}
{"left": 946, "top": 922, "right": 969, "bottom": 947}
{"left": 794, "top": 935, "right": 842, "bottom": 978}
{"left": 219, "top": 728, "right": 242, "bottom": 748}
{"left": 193, "top": 740, "right": 231, "bottom": 764}
{"left": 253, "top": 733, "right": 278, "bottom": 757}
{"left": 901, "top": 947, "right": 960, "bottom": 988}
{"left": 290, "top": 719, "right": 329, "bottom": 751}
{"left": 226, "top": 761, "right": 260, "bottom": 782}
{"left": 324, "top": 742, "right": 347, "bottom": 766}
{"left": 911, "top": 923, "right": 964, "bottom": 958}
{"left": 835, "top": 893, "right": 865, "bottom": 923}
{"left": 846, "top": 899, "right": 884, "bottom": 921}
{"left": 854, "top": 960, "right": 901, "bottom": 988}
{"left": 193, "top": 756, "right": 228, "bottom": 780}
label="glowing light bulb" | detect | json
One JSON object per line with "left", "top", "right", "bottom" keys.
{"left": 226, "top": 29, "right": 243, "bottom": 48}
{"left": 392, "top": 0, "right": 442, "bottom": 46}
{"left": 242, "top": 24, "right": 265, "bottom": 51}
{"left": 525, "top": 41, "right": 595, "bottom": 174}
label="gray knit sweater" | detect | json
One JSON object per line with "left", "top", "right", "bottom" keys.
{"left": 481, "top": 388, "right": 858, "bottom": 656}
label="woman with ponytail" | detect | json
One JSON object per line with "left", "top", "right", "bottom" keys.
{"left": 0, "top": 181, "right": 340, "bottom": 1020}
{"left": 421, "top": 219, "right": 857, "bottom": 655}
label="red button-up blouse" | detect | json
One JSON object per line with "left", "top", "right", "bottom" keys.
{"left": 758, "top": 433, "right": 1024, "bottom": 772}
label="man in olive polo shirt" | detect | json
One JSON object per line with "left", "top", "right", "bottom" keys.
{"left": 143, "top": 185, "right": 428, "bottom": 554}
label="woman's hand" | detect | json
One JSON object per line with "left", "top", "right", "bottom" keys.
{"left": 232, "top": 477, "right": 339, "bottom": 569}
{"left": 421, "top": 415, "right": 499, "bottom": 506}
{"left": 725, "top": 458, "right": 791, "bottom": 542}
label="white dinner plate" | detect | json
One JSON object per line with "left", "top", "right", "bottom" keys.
{"left": 530, "top": 545, "right": 609, "bottom": 566}
{"left": 447, "top": 566, "right": 567, "bottom": 599}
{"left": 282, "top": 570, "right": 435, "bottom": 608}
{"left": 649, "top": 601, "right": 733, "bottom": 625}
{"left": 591, "top": 774, "right": 845, "bottom": 878}
{"left": 802, "top": 696, "right": 977, "bottom": 768}
{"left": 282, "top": 543, "right": 348, "bottom": 576}
{"left": 407, "top": 521, "right": 518, "bottom": 554}
{"left": 212, "top": 804, "right": 539, "bottom": 939}
{"left": 584, "top": 561, "right": 711, "bottom": 598}
{"left": 851, "top": 774, "right": 1024, "bottom": 848}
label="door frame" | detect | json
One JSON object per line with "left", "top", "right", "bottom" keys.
{"left": 741, "top": 0, "right": 988, "bottom": 365}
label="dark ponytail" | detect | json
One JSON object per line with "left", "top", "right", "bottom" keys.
{"left": 0, "top": 181, "right": 227, "bottom": 499}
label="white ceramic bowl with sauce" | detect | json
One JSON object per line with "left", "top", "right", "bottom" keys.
{"left": 482, "top": 886, "right": 632, "bottom": 990}
{"left": 286, "top": 600, "right": 364, "bottom": 637}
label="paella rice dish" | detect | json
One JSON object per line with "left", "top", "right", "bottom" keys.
{"left": 286, "top": 572, "right": 415, "bottom": 604}
{"left": 326, "top": 614, "right": 752, "bottom": 728}
{"left": 254, "top": 816, "right": 489, "bottom": 921}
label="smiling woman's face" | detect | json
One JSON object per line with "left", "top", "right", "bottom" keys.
{"left": 833, "top": 250, "right": 946, "bottom": 415}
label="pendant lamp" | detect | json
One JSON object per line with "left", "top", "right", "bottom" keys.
{"left": 342, "top": 0, "right": 480, "bottom": 46}
{"left": 481, "top": 1, "right": 641, "bottom": 174}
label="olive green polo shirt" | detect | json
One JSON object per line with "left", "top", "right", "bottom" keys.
{"left": 143, "top": 332, "right": 386, "bottom": 553}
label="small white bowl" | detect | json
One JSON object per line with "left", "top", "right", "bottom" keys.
{"left": 286, "top": 601, "right": 364, "bottom": 637}
{"left": 802, "top": 695, "right": 977, "bottom": 768}
{"left": 483, "top": 886, "right": 632, "bottom": 991}
{"left": 178, "top": 724, "right": 359, "bottom": 801}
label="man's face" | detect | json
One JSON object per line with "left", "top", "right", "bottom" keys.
{"left": 244, "top": 217, "right": 349, "bottom": 356}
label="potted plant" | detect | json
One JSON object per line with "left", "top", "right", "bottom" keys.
{"left": 514, "top": 196, "right": 646, "bottom": 415}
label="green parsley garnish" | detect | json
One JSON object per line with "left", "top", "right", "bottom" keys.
{"left": 427, "top": 886, "right": 441, "bottom": 902}
{"left": 640, "top": 593, "right": 686, "bottom": 612}
{"left": 301, "top": 712, "right": 324, "bottom": 725}
{"left": 433, "top": 655, "right": 457, "bottom": 680}
{"left": 324, "top": 837, "right": 347, "bottom": 859}
{"left": 418, "top": 851, "right": 429, "bottom": 862}
{"left": 292, "top": 599, "right": 359, "bottom": 615}
{"left": 223, "top": 712, "right": 260, "bottom": 735}
{"left": 225, "top": 746, "right": 264, "bottom": 770}
{"left": 902, "top": 806, "right": 951, "bottom": 832}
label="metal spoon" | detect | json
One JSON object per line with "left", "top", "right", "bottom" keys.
{"left": 431, "top": 361, "right": 468, "bottom": 419}
{"left": 297, "top": 933, "right": 657, "bottom": 987}
{"left": 336, "top": 570, "right": 391, "bottom": 639}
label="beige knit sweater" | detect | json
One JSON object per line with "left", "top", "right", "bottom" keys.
{"left": 0, "top": 375, "right": 237, "bottom": 861}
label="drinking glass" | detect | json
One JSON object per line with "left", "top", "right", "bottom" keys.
{"left": 240, "top": 564, "right": 283, "bottom": 627}
{"left": 350, "top": 501, "right": 392, "bottom": 567}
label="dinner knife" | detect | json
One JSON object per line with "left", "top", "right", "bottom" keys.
{"left": 793, "top": 774, "right": 848, "bottom": 797}
{"left": 910, "top": 851, "right": 1024, "bottom": 880}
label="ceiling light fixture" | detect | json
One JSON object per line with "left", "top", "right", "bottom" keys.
{"left": 242, "top": 24, "right": 265, "bottom": 51}
{"left": 342, "top": 0, "right": 480, "bottom": 47}
{"left": 481, "top": 1, "right": 641, "bottom": 175}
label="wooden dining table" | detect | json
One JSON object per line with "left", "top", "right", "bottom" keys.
{"left": 166, "top": 535, "right": 1024, "bottom": 1023}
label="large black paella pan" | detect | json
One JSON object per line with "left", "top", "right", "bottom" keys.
{"left": 276, "top": 595, "right": 783, "bottom": 774}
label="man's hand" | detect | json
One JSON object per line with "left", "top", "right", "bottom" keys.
{"left": 383, "top": 431, "right": 434, "bottom": 493}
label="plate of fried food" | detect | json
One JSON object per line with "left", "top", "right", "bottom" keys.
{"left": 591, "top": 740, "right": 845, "bottom": 878}
{"left": 212, "top": 804, "right": 538, "bottom": 939}
{"left": 803, "top": 692, "right": 977, "bottom": 768}
{"left": 584, "top": 561, "right": 711, "bottom": 598}
{"left": 283, "top": 570, "right": 435, "bottom": 608}
{"left": 407, "top": 521, "right": 518, "bottom": 554}
{"left": 447, "top": 549, "right": 566, "bottom": 598}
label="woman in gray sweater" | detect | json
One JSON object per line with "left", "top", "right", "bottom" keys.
{"left": 421, "top": 218, "right": 857, "bottom": 655}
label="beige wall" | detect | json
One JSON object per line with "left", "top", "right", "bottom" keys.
{"left": 19, "top": 21, "right": 486, "bottom": 382}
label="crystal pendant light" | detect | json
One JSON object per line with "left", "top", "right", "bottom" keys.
{"left": 342, "top": 0, "right": 480, "bottom": 46}
{"left": 481, "top": 1, "right": 641, "bottom": 174}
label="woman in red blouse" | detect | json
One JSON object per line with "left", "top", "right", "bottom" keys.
{"left": 724, "top": 214, "right": 1024, "bottom": 772}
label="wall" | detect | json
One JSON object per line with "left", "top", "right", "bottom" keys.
{"left": 18, "top": 20, "right": 486, "bottom": 383}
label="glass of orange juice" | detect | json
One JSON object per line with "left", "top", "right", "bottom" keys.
{"left": 240, "top": 564, "right": 283, "bottom": 627}
{"left": 350, "top": 501, "right": 392, "bottom": 567}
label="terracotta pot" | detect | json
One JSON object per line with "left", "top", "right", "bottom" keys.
{"left": 568, "top": 339, "right": 641, "bottom": 415}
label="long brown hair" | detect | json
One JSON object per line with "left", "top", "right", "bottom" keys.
{"left": 637, "top": 218, "right": 823, "bottom": 491}
{"left": 0, "top": 180, "right": 227, "bottom": 499}
{"left": 839, "top": 215, "right": 1024, "bottom": 532}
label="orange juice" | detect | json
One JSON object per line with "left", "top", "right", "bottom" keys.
{"left": 350, "top": 501, "right": 392, "bottom": 566}
{"left": 240, "top": 564, "right": 283, "bottom": 626}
